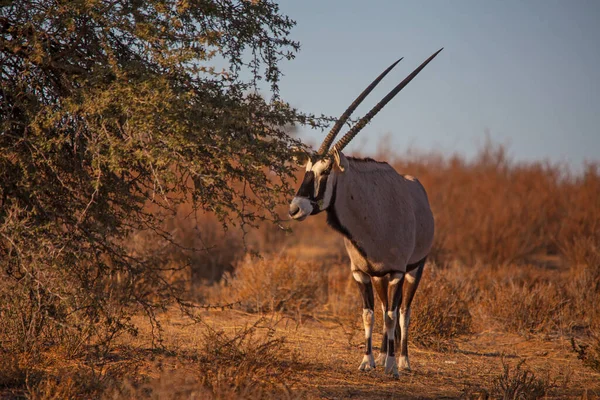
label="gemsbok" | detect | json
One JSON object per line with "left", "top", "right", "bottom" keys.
{"left": 288, "top": 49, "right": 441, "bottom": 377}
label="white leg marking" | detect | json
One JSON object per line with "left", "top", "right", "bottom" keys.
{"left": 352, "top": 270, "right": 370, "bottom": 284}
{"left": 384, "top": 309, "right": 399, "bottom": 378}
{"left": 405, "top": 268, "right": 418, "bottom": 284}
{"left": 376, "top": 303, "right": 387, "bottom": 366}
{"left": 388, "top": 272, "right": 404, "bottom": 286}
{"left": 359, "top": 354, "right": 376, "bottom": 371}
{"left": 362, "top": 308, "right": 374, "bottom": 338}
{"left": 358, "top": 308, "right": 375, "bottom": 371}
{"left": 399, "top": 307, "right": 412, "bottom": 370}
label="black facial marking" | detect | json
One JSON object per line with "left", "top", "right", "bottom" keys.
{"left": 295, "top": 171, "right": 315, "bottom": 198}
{"left": 315, "top": 175, "right": 328, "bottom": 200}
{"left": 295, "top": 162, "right": 334, "bottom": 216}
{"left": 308, "top": 174, "right": 328, "bottom": 214}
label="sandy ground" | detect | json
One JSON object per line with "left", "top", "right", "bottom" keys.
{"left": 133, "top": 308, "right": 600, "bottom": 399}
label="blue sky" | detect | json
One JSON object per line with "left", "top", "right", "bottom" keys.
{"left": 273, "top": 1, "right": 600, "bottom": 166}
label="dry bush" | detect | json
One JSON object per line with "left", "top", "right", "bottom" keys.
{"left": 0, "top": 351, "right": 27, "bottom": 396}
{"left": 380, "top": 142, "right": 598, "bottom": 269}
{"left": 491, "top": 359, "right": 550, "bottom": 400}
{"left": 388, "top": 143, "right": 566, "bottom": 266}
{"left": 166, "top": 209, "right": 242, "bottom": 285}
{"left": 196, "top": 321, "right": 297, "bottom": 399}
{"left": 0, "top": 349, "right": 137, "bottom": 400}
{"left": 323, "top": 262, "right": 361, "bottom": 319}
{"left": 410, "top": 264, "right": 473, "bottom": 350}
{"left": 564, "top": 264, "right": 600, "bottom": 332}
{"left": 209, "top": 255, "right": 328, "bottom": 316}
{"left": 555, "top": 164, "right": 600, "bottom": 268}
{"left": 321, "top": 262, "right": 362, "bottom": 346}
{"left": 572, "top": 332, "right": 600, "bottom": 373}
{"left": 110, "top": 320, "right": 299, "bottom": 400}
{"left": 480, "top": 280, "right": 567, "bottom": 335}
{"left": 129, "top": 206, "right": 244, "bottom": 290}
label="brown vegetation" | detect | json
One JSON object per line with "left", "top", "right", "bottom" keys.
{"left": 1, "top": 144, "right": 599, "bottom": 398}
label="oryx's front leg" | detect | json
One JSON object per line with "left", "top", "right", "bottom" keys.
{"left": 384, "top": 271, "right": 405, "bottom": 378}
{"left": 352, "top": 270, "right": 375, "bottom": 371}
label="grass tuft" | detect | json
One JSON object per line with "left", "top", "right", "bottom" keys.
{"left": 410, "top": 265, "right": 473, "bottom": 350}
{"left": 491, "top": 359, "right": 550, "bottom": 400}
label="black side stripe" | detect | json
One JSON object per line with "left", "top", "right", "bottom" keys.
{"left": 325, "top": 183, "right": 369, "bottom": 259}
{"left": 406, "top": 256, "right": 427, "bottom": 272}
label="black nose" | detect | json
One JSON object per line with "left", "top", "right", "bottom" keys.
{"left": 289, "top": 203, "right": 300, "bottom": 217}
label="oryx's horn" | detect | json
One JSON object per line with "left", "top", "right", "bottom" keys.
{"left": 329, "top": 48, "right": 443, "bottom": 154}
{"left": 317, "top": 58, "right": 404, "bottom": 155}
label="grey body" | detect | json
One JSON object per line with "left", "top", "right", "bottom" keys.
{"left": 288, "top": 49, "right": 442, "bottom": 377}
{"left": 331, "top": 157, "right": 434, "bottom": 277}
{"left": 290, "top": 152, "right": 434, "bottom": 376}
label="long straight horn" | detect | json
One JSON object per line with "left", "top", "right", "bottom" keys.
{"left": 317, "top": 58, "right": 404, "bottom": 155}
{"left": 329, "top": 48, "right": 444, "bottom": 154}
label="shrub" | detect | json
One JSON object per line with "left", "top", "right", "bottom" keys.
{"left": 571, "top": 332, "right": 600, "bottom": 373}
{"left": 491, "top": 359, "right": 550, "bottom": 400}
{"left": 480, "top": 280, "right": 567, "bottom": 335}
{"left": 410, "top": 265, "right": 473, "bottom": 350}
{"left": 210, "top": 255, "right": 328, "bottom": 317}
{"left": 1, "top": 1, "right": 317, "bottom": 396}
{"left": 110, "top": 319, "right": 299, "bottom": 399}
{"left": 555, "top": 164, "right": 600, "bottom": 268}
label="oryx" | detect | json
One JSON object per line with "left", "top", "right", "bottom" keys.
{"left": 289, "top": 49, "right": 441, "bottom": 377}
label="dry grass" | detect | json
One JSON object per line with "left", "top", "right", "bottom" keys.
{"left": 572, "top": 331, "right": 600, "bottom": 373}
{"left": 410, "top": 265, "right": 473, "bottom": 350}
{"left": 383, "top": 144, "right": 598, "bottom": 268}
{"left": 108, "top": 319, "right": 299, "bottom": 400}
{"left": 208, "top": 254, "right": 328, "bottom": 317}
{"left": 490, "top": 359, "right": 550, "bottom": 400}
{"left": 2, "top": 144, "right": 600, "bottom": 398}
{"left": 480, "top": 280, "right": 567, "bottom": 335}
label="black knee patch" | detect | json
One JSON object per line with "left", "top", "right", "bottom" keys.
{"left": 381, "top": 333, "right": 388, "bottom": 352}
{"left": 387, "top": 339, "right": 395, "bottom": 357}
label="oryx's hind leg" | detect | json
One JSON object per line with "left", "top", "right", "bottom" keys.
{"left": 384, "top": 271, "right": 405, "bottom": 378}
{"left": 371, "top": 276, "right": 388, "bottom": 367}
{"left": 399, "top": 257, "right": 426, "bottom": 371}
{"left": 352, "top": 270, "right": 375, "bottom": 371}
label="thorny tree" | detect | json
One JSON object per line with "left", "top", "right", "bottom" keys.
{"left": 0, "top": 0, "right": 319, "bottom": 358}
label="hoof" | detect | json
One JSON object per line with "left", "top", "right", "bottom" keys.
{"left": 384, "top": 356, "right": 399, "bottom": 378}
{"left": 358, "top": 354, "right": 376, "bottom": 371}
{"left": 398, "top": 355, "right": 411, "bottom": 371}
{"left": 375, "top": 353, "right": 386, "bottom": 367}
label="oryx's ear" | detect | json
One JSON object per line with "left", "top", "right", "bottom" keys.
{"left": 332, "top": 148, "right": 349, "bottom": 172}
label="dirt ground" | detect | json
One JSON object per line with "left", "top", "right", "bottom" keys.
{"left": 133, "top": 308, "right": 600, "bottom": 399}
